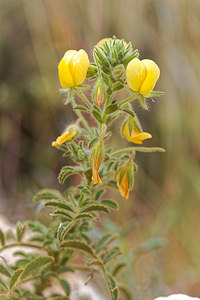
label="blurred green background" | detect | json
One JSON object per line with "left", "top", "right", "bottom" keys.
{"left": 1, "top": 0, "right": 200, "bottom": 297}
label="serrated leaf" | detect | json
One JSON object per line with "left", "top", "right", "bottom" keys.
{"left": 95, "top": 233, "right": 119, "bottom": 252}
{"left": 61, "top": 240, "right": 95, "bottom": 258}
{"left": 0, "top": 229, "right": 5, "bottom": 246}
{"left": 33, "top": 189, "right": 63, "bottom": 202}
{"left": 20, "top": 256, "right": 54, "bottom": 280}
{"left": 58, "top": 166, "right": 82, "bottom": 184}
{"left": 0, "top": 264, "right": 11, "bottom": 278}
{"left": 60, "top": 279, "right": 71, "bottom": 296}
{"left": 81, "top": 204, "right": 109, "bottom": 214}
{"left": 101, "top": 200, "right": 119, "bottom": 210}
{"left": 9, "top": 269, "right": 23, "bottom": 289}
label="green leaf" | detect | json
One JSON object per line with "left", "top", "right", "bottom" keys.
{"left": 20, "top": 256, "right": 54, "bottom": 280}
{"left": 107, "top": 273, "right": 118, "bottom": 300}
{"left": 33, "top": 188, "right": 63, "bottom": 202}
{"left": 77, "top": 84, "right": 91, "bottom": 90}
{"left": 60, "top": 279, "right": 71, "bottom": 296}
{"left": 118, "top": 284, "right": 132, "bottom": 300}
{"left": 57, "top": 221, "right": 75, "bottom": 241}
{"left": 0, "top": 278, "right": 8, "bottom": 290}
{"left": 112, "top": 262, "right": 126, "bottom": 276}
{"left": 95, "top": 189, "right": 105, "bottom": 200}
{"left": 57, "top": 266, "right": 75, "bottom": 274}
{"left": 0, "top": 264, "right": 11, "bottom": 278}
{"left": 58, "top": 166, "right": 82, "bottom": 184}
{"left": 45, "top": 201, "right": 74, "bottom": 214}
{"left": 103, "top": 247, "right": 121, "bottom": 264}
{"left": 64, "top": 88, "right": 73, "bottom": 105}
{"left": 75, "top": 213, "right": 94, "bottom": 220}
{"left": 139, "top": 95, "right": 148, "bottom": 110}
{"left": 0, "top": 228, "right": 5, "bottom": 246}
{"left": 104, "top": 103, "right": 118, "bottom": 115}
{"left": 16, "top": 222, "right": 26, "bottom": 242}
{"left": 121, "top": 108, "right": 135, "bottom": 118}
{"left": 9, "top": 269, "right": 23, "bottom": 289}
{"left": 150, "top": 90, "right": 164, "bottom": 96}
{"left": 92, "top": 109, "right": 103, "bottom": 123}
{"left": 73, "top": 105, "right": 88, "bottom": 112}
{"left": 81, "top": 204, "right": 109, "bottom": 214}
{"left": 101, "top": 200, "right": 119, "bottom": 210}
{"left": 61, "top": 240, "right": 95, "bottom": 258}
{"left": 95, "top": 233, "right": 119, "bottom": 252}
{"left": 88, "top": 137, "right": 99, "bottom": 149}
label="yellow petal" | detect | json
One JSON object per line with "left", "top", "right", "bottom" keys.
{"left": 58, "top": 50, "right": 77, "bottom": 88}
{"left": 142, "top": 59, "right": 160, "bottom": 82}
{"left": 139, "top": 69, "right": 155, "bottom": 97}
{"left": 126, "top": 58, "right": 146, "bottom": 92}
{"left": 116, "top": 170, "right": 129, "bottom": 199}
{"left": 69, "top": 49, "right": 89, "bottom": 86}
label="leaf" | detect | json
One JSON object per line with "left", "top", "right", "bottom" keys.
{"left": 101, "top": 200, "right": 119, "bottom": 210}
{"left": 57, "top": 266, "right": 75, "bottom": 274}
{"left": 58, "top": 166, "right": 82, "bottom": 184}
{"left": 57, "top": 222, "right": 75, "bottom": 241}
{"left": 33, "top": 189, "right": 63, "bottom": 202}
{"left": 60, "top": 279, "right": 71, "bottom": 296}
{"left": 50, "top": 209, "right": 73, "bottom": 221}
{"left": 0, "top": 229, "right": 5, "bottom": 246}
{"left": 0, "top": 278, "right": 8, "bottom": 290}
{"left": 112, "top": 262, "right": 126, "bottom": 276}
{"left": 88, "top": 137, "right": 99, "bottom": 149}
{"left": 95, "top": 233, "right": 119, "bottom": 252}
{"left": 121, "top": 108, "right": 135, "bottom": 118}
{"left": 150, "top": 90, "right": 164, "bottom": 96}
{"left": 81, "top": 204, "right": 109, "bottom": 214}
{"left": 20, "top": 256, "right": 54, "bottom": 280}
{"left": 77, "top": 84, "right": 91, "bottom": 90}
{"left": 61, "top": 240, "right": 95, "bottom": 258}
{"left": 45, "top": 201, "right": 73, "bottom": 214}
{"left": 9, "top": 269, "right": 23, "bottom": 289}
{"left": 16, "top": 221, "right": 26, "bottom": 242}
{"left": 73, "top": 105, "right": 88, "bottom": 112}
{"left": 103, "top": 247, "right": 121, "bottom": 264}
{"left": 64, "top": 87, "right": 73, "bottom": 105}
{"left": 107, "top": 273, "right": 118, "bottom": 300}
{"left": 104, "top": 103, "right": 118, "bottom": 115}
{"left": 92, "top": 109, "right": 103, "bottom": 123}
{"left": 118, "top": 284, "right": 132, "bottom": 300}
{"left": 75, "top": 213, "right": 94, "bottom": 220}
{"left": 0, "top": 264, "right": 11, "bottom": 277}
{"left": 95, "top": 189, "right": 105, "bottom": 200}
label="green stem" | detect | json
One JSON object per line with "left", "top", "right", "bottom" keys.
{"left": 72, "top": 98, "right": 93, "bottom": 138}
{"left": 112, "top": 147, "right": 166, "bottom": 156}
{"left": 119, "top": 94, "right": 138, "bottom": 108}
{"left": 76, "top": 89, "right": 92, "bottom": 109}
{"left": 0, "top": 242, "right": 49, "bottom": 253}
{"left": 100, "top": 264, "right": 113, "bottom": 300}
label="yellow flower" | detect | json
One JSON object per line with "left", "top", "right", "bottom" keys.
{"left": 96, "top": 38, "right": 127, "bottom": 48}
{"left": 58, "top": 49, "right": 89, "bottom": 89}
{"left": 91, "top": 135, "right": 104, "bottom": 184}
{"left": 122, "top": 116, "right": 152, "bottom": 144}
{"left": 52, "top": 124, "right": 79, "bottom": 147}
{"left": 126, "top": 58, "right": 160, "bottom": 98}
{"left": 116, "top": 160, "right": 134, "bottom": 199}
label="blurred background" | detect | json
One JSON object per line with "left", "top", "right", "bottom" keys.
{"left": 1, "top": 0, "right": 200, "bottom": 298}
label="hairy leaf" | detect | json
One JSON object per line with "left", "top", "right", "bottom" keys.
{"left": 0, "top": 264, "right": 11, "bottom": 278}
{"left": 81, "top": 204, "right": 109, "bottom": 214}
{"left": 21, "top": 256, "right": 54, "bottom": 280}
{"left": 95, "top": 233, "right": 119, "bottom": 252}
{"left": 33, "top": 189, "right": 63, "bottom": 202}
{"left": 9, "top": 269, "right": 23, "bottom": 289}
{"left": 61, "top": 240, "right": 95, "bottom": 257}
{"left": 101, "top": 200, "right": 119, "bottom": 210}
{"left": 0, "top": 229, "right": 5, "bottom": 246}
{"left": 58, "top": 166, "right": 82, "bottom": 184}
{"left": 60, "top": 279, "right": 71, "bottom": 296}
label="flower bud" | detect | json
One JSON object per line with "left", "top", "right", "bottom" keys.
{"left": 126, "top": 58, "right": 160, "bottom": 98}
{"left": 52, "top": 124, "right": 79, "bottom": 147}
{"left": 93, "top": 79, "right": 106, "bottom": 108}
{"left": 96, "top": 38, "right": 127, "bottom": 49}
{"left": 58, "top": 49, "right": 89, "bottom": 89}
{"left": 122, "top": 115, "right": 152, "bottom": 144}
{"left": 91, "top": 135, "right": 104, "bottom": 184}
{"left": 116, "top": 160, "right": 134, "bottom": 199}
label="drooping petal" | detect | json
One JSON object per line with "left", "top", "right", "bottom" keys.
{"left": 52, "top": 125, "right": 79, "bottom": 147}
{"left": 116, "top": 169, "right": 129, "bottom": 199}
{"left": 126, "top": 58, "right": 146, "bottom": 92}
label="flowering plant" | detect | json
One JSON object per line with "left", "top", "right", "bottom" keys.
{"left": 0, "top": 37, "right": 165, "bottom": 300}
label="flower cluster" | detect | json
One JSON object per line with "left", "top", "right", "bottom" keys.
{"left": 53, "top": 36, "right": 163, "bottom": 199}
